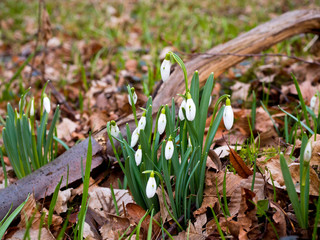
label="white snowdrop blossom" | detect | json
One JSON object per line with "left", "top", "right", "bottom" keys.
{"left": 160, "top": 54, "right": 171, "bottom": 82}
{"left": 146, "top": 171, "right": 157, "bottom": 198}
{"left": 304, "top": 140, "right": 312, "bottom": 163}
{"left": 131, "top": 127, "right": 140, "bottom": 148}
{"left": 43, "top": 95, "right": 51, "bottom": 113}
{"left": 110, "top": 121, "right": 120, "bottom": 138}
{"left": 178, "top": 99, "right": 187, "bottom": 121}
{"left": 30, "top": 97, "right": 35, "bottom": 117}
{"left": 223, "top": 98, "right": 234, "bottom": 130}
{"left": 158, "top": 108, "right": 166, "bottom": 135}
{"left": 310, "top": 95, "right": 317, "bottom": 110}
{"left": 138, "top": 114, "right": 146, "bottom": 131}
{"left": 185, "top": 93, "right": 196, "bottom": 121}
{"left": 165, "top": 136, "right": 174, "bottom": 160}
{"left": 128, "top": 88, "right": 137, "bottom": 106}
{"left": 135, "top": 145, "right": 142, "bottom": 166}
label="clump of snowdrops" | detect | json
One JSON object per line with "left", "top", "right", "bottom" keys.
{"left": 1, "top": 83, "right": 60, "bottom": 179}
{"left": 107, "top": 52, "right": 232, "bottom": 228}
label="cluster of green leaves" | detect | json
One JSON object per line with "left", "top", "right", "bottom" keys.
{"left": 107, "top": 58, "right": 228, "bottom": 229}
{"left": 1, "top": 87, "right": 60, "bottom": 179}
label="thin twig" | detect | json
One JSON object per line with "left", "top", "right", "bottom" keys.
{"left": 182, "top": 52, "right": 320, "bottom": 66}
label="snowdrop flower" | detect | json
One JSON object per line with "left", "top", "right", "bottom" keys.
{"left": 310, "top": 95, "right": 317, "bottom": 110}
{"left": 30, "top": 97, "right": 35, "bottom": 117}
{"left": 178, "top": 99, "right": 187, "bottom": 121}
{"left": 43, "top": 94, "right": 51, "bottom": 113}
{"left": 208, "top": 96, "right": 212, "bottom": 106}
{"left": 146, "top": 171, "right": 157, "bottom": 198}
{"left": 165, "top": 136, "right": 174, "bottom": 160}
{"left": 110, "top": 120, "right": 120, "bottom": 138}
{"left": 158, "top": 108, "right": 166, "bottom": 135}
{"left": 138, "top": 113, "right": 146, "bottom": 131}
{"left": 304, "top": 140, "right": 312, "bottom": 163}
{"left": 160, "top": 53, "right": 171, "bottom": 82}
{"left": 131, "top": 127, "right": 140, "bottom": 148}
{"left": 135, "top": 145, "right": 142, "bottom": 166}
{"left": 128, "top": 87, "right": 137, "bottom": 106}
{"left": 223, "top": 98, "right": 234, "bottom": 130}
{"left": 185, "top": 92, "right": 196, "bottom": 121}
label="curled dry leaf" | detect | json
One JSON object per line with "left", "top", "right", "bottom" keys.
{"left": 7, "top": 228, "right": 55, "bottom": 240}
{"left": 99, "top": 214, "right": 131, "bottom": 240}
{"left": 227, "top": 144, "right": 253, "bottom": 178}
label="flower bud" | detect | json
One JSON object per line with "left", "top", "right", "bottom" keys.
{"left": 304, "top": 140, "right": 312, "bottom": 163}
{"left": 30, "top": 97, "right": 35, "bottom": 117}
{"left": 128, "top": 88, "right": 137, "bottom": 106}
{"left": 135, "top": 145, "right": 142, "bottom": 166}
{"left": 185, "top": 92, "right": 196, "bottom": 121}
{"left": 223, "top": 98, "right": 234, "bottom": 130}
{"left": 158, "top": 108, "right": 166, "bottom": 135}
{"left": 138, "top": 113, "right": 146, "bottom": 131}
{"left": 131, "top": 127, "right": 140, "bottom": 148}
{"left": 165, "top": 136, "right": 174, "bottom": 160}
{"left": 110, "top": 120, "right": 120, "bottom": 138}
{"left": 178, "top": 99, "right": 187, "bottom": 121}
{"left": 43, "top": 95, "right": 51, "bottom": 113}
{"left": 160, "top": 53, "right": 171, "bottom": 82}
{"left": 310, "top": 95, "right": 317, "bottom": 110}
{"left": 146, "top": 171, "right": 157, "bottom": 198}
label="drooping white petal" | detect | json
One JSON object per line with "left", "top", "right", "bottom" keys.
{"left": 158, "top": 113, "right": 166, "bottom": 134}
{"left": 310, "top": 95, "right": 317, "bottom": 110}
{"left": 138, "top": 116, "right": 146, "bottom": 131}
{"left": 110, "top": 124, "right": 120, "bottom": 138}
{"left": 135, "top": 147, "right": 142, "bottom": 166}
{"left": 30, "top": 98, "right": 35, "bottom": 117}
{"left": 43, "top": 96, "right": 51, "bottom": 113}
{"left": 160, "top": 59, "right": 171, "bottom": 82}
{"left": 188, "top": 136, "right": 192, "bottom": 148}
{"left": 223, "top": 105, "right": 234, "bottom": 130}
{"left": 131, "top": 128, "right": 140, "bottom": 148}
{"left": 146, "top": 175, "right": 157, "bottom": 198}
{"left": 304, "top": 140, "right": 312, "bottom": 162}
{"left": 178, "top": 100, "right": 187, "bottom": 121}
{"left": 165, "top": 140, "right": 174, "bottom": 160}
{"left": 186, "top": 98, "right": 196, "bottom": 121}
{"left": 128, "top": 91, "right": 138, "bottom": 106}
{"left": 208, "top": 96, "right": 212, "bottom": 106}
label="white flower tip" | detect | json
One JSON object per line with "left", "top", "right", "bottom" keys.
{"left": 304, "top": 140, "right": 312, "bottom": 162}
{"left": 128, "top": 89, "right": 137, "bottom": 106}
{"left": 178, "top": 100, "right": 187, "bottom": 121}
{"left": 43, "top": 96, "right": 51, "bottom": 113}
{"left": 158, "top": 110, "right": 166, "bottom": 135}
{"left": 30, "top": 98, "right": 35, "bottom": 117}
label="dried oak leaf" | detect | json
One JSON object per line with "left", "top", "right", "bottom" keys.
{"left": 227, "top": 145, "right": 253, "bottom": 178}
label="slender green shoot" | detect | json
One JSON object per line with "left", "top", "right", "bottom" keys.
{"left": 110, "top": 183, "right": 120, "bottom": 216}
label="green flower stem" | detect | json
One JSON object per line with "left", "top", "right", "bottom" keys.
{"left": 143, "top": 170, "right": 183, "bottom": 231}
{"left": 169, "top": 52, "right": 189, "bottom": 92}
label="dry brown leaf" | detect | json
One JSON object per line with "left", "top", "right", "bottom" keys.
{"left": 260, "top": 155, "right": 320, "bottom": 196}
{"left": 7, "top": 228, "right": 55, "bottom": 240}
{"left": 99, "top": 214, "right": 131, "bottom": 240}
{"left": 126, "top": 203, "right": 160, "bottom": 239}
{"left": 173, "top": 223, "right": 205, "bottom": 240}
{"left": 228, "top": 146, "right": 253, "bottom": 178}
{"left": 156, "top": 186, "right": 171, "bottom": 223}
{"left": 231, "top": 82, "right": 251, "bottom": 102}
{"left": 88, "top": 186, "right": 134, "bottom": 219}
{"left": 57, "top": 118, "right": 78, "bottom": 142}
{"left": 228, "top": 173, "right": 265, "bottom": 216}
{"left": 90, "top": 112, "right": 108, "bottom": 133}
{"left": 54, "top": 188, "right": 72, "bottom": 215}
